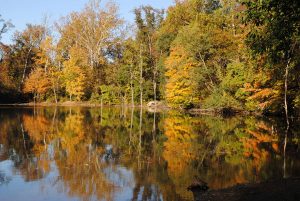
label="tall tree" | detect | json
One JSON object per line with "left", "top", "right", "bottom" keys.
{"left": 63, "top": 47, "right": 89, "bottom": 101}
{"left": 13, "top": 24, "right": 46, "bottom": 88}
{"left": 57, "top": 0, "right": 123, "bottom": 86}
{"left": 35, "top": 36, "right": 62, "bottom": 103}
{"left": 163, "top": 0, "right": 249, "bottom": 109}
{"left": 165, "top": 46, "right": 198, "bottom": 108}
{"left": 134, "top": 6, "right": 164, "bottom": 102}
{"left": 243, "top": 0, "right": 300, "bottom": 119}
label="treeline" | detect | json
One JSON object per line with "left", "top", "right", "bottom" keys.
{"left": 0, "top": 0, "right": 299, "bottom": 115}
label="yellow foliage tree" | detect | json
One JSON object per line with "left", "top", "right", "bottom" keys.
{"left": 162, "top": 112, "right": 201, "bottom": 200}
{"left": 35, "top": 36, "right": 54, "bottom": 71}
{"left": 57, "top": 0, "right": 122, "bottom": 70}
{"left": 63, "top": 47, "right": 88, "bottom": 101}
{"left": 165, "top": 46, "right": 198, "bottom": 108}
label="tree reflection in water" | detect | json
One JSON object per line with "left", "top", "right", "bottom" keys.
{"left": 0, "top": 107, "right": 299, "bottom": 201}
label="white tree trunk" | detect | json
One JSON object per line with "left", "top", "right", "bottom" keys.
{"left": 139, "top": 44, "right": 143, "bottom": 108}
{"left": 284, "top": 58, "right": 291, "bottom": 127}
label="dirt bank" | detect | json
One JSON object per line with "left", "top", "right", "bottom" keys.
{"left": 190, "top": 178, "right": 300, "bottom": 201}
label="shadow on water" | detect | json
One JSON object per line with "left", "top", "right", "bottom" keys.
{"left": 0, "top": 106, "right": 299, "bottom": 201}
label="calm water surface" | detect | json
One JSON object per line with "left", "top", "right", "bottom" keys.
{"left": 0, "top": 106, "right": 299, "bottom": 201}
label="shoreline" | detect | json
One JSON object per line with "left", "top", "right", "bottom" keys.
{"left": 0, "top": 102, "right": 141, "bottom": 108}
{"left": 0, "top": 101, "right": 170, "bottom": 112}
{"left": 0, "top": 102, "right": 286, "bottom": 118}
{"left": 190, "top": 177, "right": 300, "bottom": 201}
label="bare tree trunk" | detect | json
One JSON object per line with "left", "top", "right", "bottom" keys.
{"left": 284, "top": 58, "right": 291, "bottom": 127}
{"left": 138, "top": 43, "right": 144, "bottom": 170}
{"left": 52, "top": 81, "right": 58, "bottom": 104}
{"left": 34, "top": 92, "right": 36, "bottom": 106}
{"left": 21, "top": 55, "right": 29, "bottom": 84}
{"left": 45, "top": 59, "right": 48, "bottom": 73}
{"left": 148, "top": 33, "right": 158, "bottom": 103}
{"left": 199, "top": 53, "right": 214, "bottom": 89}
{"left": 283, "top": 57, "right": 291, "bottom": 179}
{"left": 153, "top": 52, "right": 162, "bottom": 103}
{"left": 130, "top": 62, "right": 134, "bottom": 108}
{"left": 138, "top": 44, "right": 143, "bottom": 169}
{"left": 100, "top": 97, "right": 103, "bottom": 125}
{"left": 21, "top": 47, "right": 33, "bottom": 88}
{"left": 53, "top": 87, "right": 58, "bottom": 104}
{"left": 139, "top": 44, "right": 143, "bottom": 108}
{"left": 131, "top": 79, "right": 134, "bottom": 107}
{"left": 153, "top": 64, "right": 157, "bottom": 102}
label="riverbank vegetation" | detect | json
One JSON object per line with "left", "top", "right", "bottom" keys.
{"left": 0, "top": 0, "right": 299, "bottom": 116}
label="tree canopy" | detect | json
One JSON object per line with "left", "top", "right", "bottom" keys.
{"left": 1, "top": 0, "right": 300, "bottom": 115}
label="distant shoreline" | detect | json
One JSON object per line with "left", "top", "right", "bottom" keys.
{"left": 0, "top": 101, "right": 170, "bottom": 112}
{"left": 0, "top": 102, "right": 256, "bottom": 116}
{"left": 0, "top": 102, "right": 285, "bottom": 117}
{"left": 0, "top": 102, "right": 139, "bottom": 108}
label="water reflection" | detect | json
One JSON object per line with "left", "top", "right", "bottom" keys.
{"left": 0, "top": 107, "right": 299, "bottom": 201}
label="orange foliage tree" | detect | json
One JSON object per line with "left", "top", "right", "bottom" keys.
{"left": 23, "top": 67, "right": 51, "bottom": 102}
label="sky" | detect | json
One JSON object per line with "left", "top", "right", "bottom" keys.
{"left": 0, "top": 0, "right": 174, "bottom": 44}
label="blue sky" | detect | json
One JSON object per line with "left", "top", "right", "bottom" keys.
{"left": 0, "top": 0, "right": 174, "bottom": 43}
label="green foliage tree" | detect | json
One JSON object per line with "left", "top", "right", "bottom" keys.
{"left": 134, "top": 6, "right": 164, "bottom": 102}
{"left": 163, "top": 0, "right": 254, "bottom": 109}
{"left": 1, "top": 0, "right": 300, "bottom": 117}
{"left": 243, "top": 0, "right": 300, "bottom": 117}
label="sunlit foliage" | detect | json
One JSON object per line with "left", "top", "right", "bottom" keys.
{"left": 0, "top": 0, "right": 300, "bottom": 115}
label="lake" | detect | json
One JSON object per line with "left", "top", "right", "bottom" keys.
{"left": 0, "top": 106, "right": 299, "bottom": 201}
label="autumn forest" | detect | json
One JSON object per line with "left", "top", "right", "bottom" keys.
{"left": 0, "top": 0, "right": 299, "bottom": 116}
{"left": 1, "top": 1, "right": 300, "bottom": 200}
